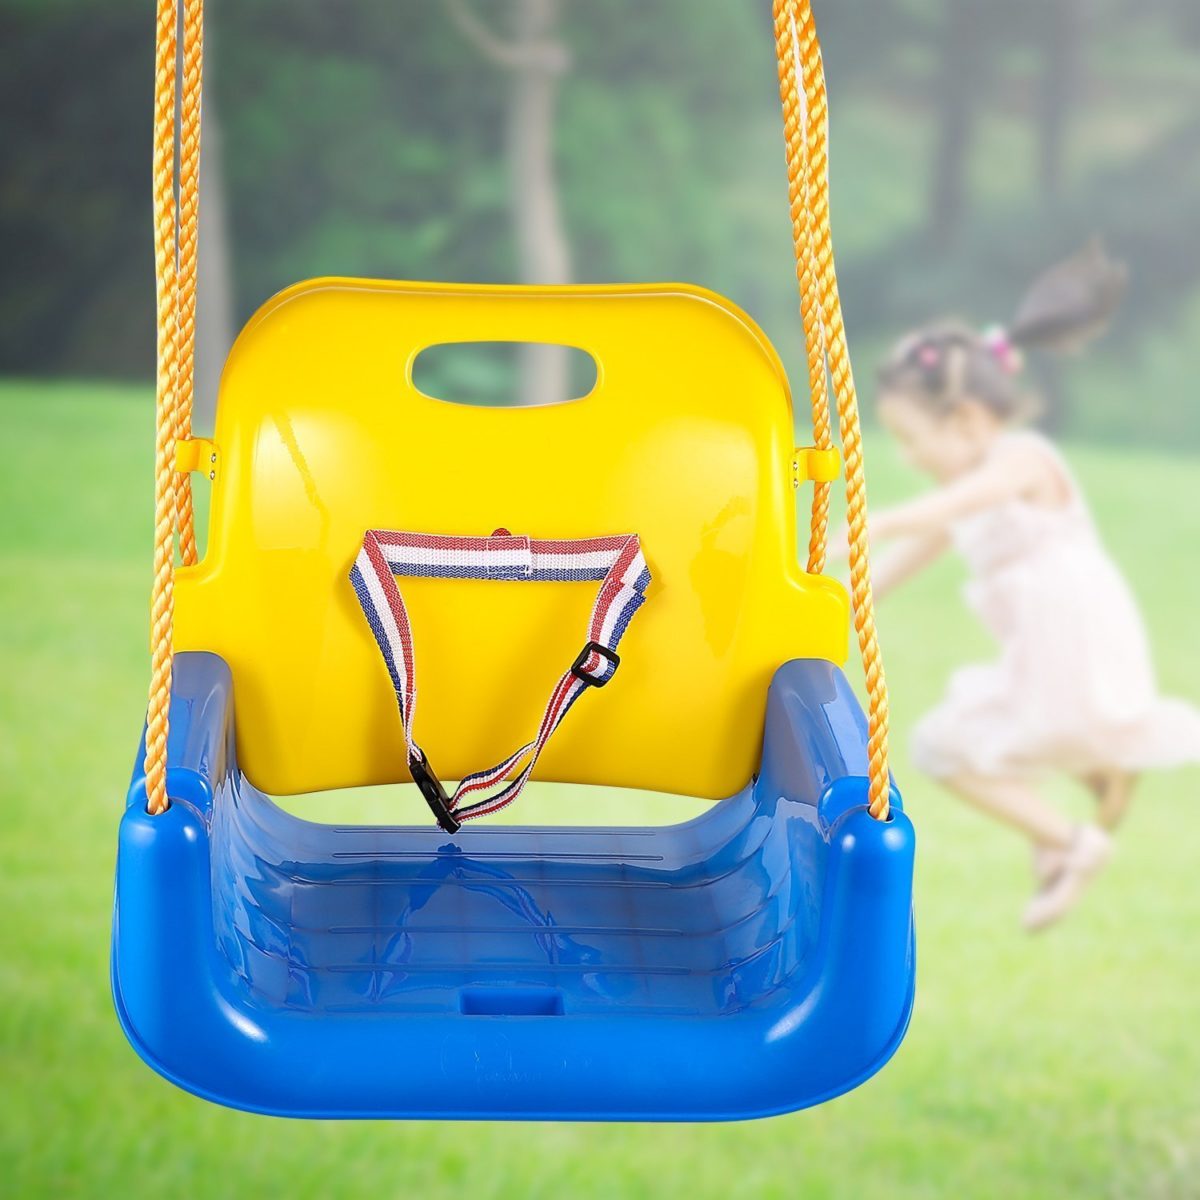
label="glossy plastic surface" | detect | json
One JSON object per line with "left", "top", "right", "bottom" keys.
{"left": 174, "top": 280, "right": 850, "bottom": 799}
{"left": 113, "top": 652, "right": 915, "bottom": 1120}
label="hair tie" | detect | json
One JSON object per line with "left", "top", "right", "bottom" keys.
{"left": 981, "top": 325, "right": 1024, "bottom": 376}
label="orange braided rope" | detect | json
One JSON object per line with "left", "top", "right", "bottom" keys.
{"left": 773, "top": 1, "right": 833, "bottom": 576}
{"left": 145, "top": 0, "right": 183, "bottom": 816}
{"left": 774, "top": 0, "right": 891, "bottom": 820}
{"left": 174, "top": 0, "right": 204, "bottom": 567}
{"left": 146, "top": 0, "right": 205, "bottom": 813}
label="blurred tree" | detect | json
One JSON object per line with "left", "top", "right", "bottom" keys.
{"left": 0, "top": 2, "right": 154, "bottom": 377}
{"left": 926, "top": 1, "right": 989, "bottom": 250}
{"left": 446, "top": 0, "right": 573, "bottom": 406}
{"left": 1167, "top": 0, "right": 1200, "bottom": 44}
{"left": 1036, "top": 0, "right": 1084, "bottom": 203}
{"left": 1034, "top": 0, "right": 1086, "bottom": 428}
{"left": 194, "top": 81, "right": 234, "bottom": 428}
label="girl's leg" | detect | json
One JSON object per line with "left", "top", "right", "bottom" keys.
{"left": 1081, "top": 769, "right": 1138, "bottom": 831}
{"left": 944, "top": 772, "right": 1112, "bottom": 931}
{"left": 1036, "top": 767, "right": 1135, "bottom": 888}
{"left": 944, "top": 772, "right": 1075, "bottom": 848}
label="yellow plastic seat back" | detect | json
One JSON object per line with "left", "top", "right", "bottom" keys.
{"left": 175, "top": 280, "right": 849, "bottom": 799}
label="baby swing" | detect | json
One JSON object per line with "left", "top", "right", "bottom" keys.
{"left": 111, "top": 0, "right": 915, "bottom": 1119}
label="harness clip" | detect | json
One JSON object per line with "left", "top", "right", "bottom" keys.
{"left": 571, "top": 641, "right": 620, "bottom": 688}
{"left": 408, "top": 749, "right": 462, "bottom": 834}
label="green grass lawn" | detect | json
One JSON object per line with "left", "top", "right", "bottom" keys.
{"left": 2, "top": 380, "right": 1198, "bottom": 1199}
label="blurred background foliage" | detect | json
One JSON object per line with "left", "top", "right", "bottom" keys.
{"left": 3, "top": 0, "right": 1199, "bottom": 443}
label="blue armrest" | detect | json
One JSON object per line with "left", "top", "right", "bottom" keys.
{"left": 757, "top": 659, "right": 902, "bottom": 832}
{"left": 126, "top": 652, "right": 238, "bottom": 814}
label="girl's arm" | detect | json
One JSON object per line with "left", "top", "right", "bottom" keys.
{"left": 868, "top": 444, "right": 1042, "bottom": 542}
{"left": 872, "top": 530, "right": 951, "bottom": 600}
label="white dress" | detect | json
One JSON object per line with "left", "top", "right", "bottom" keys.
{"left": 910, "top": 431, "right": 1200, "bottom": 780}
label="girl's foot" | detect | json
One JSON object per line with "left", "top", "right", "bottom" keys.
{"left": 1032, "top": 842, "right": 1067, "bottom": 887}
{"left": 1022, "top": 824, "right": 1112, "bottom": 933}
{"left": 1081, "top": 769, "right": 1138, "bottom": 831}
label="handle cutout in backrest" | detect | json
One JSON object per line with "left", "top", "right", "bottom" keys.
{"left": 411, "top": 341, "right": 598, "bottom": 408}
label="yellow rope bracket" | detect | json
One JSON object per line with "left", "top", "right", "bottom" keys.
{"left": 144, "top": 0, "right": 891, "bottom": 822}
{"left": 175, "top": 437, "right": 218, "bottom": 479}
{"left": 793, "top": 446, "right": 842, "bottom": 487}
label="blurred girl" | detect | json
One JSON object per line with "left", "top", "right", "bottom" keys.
{"left": 866, "top": 242, "right": 1200, "bottom": 931}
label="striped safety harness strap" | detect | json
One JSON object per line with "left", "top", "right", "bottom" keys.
{"left": 350, "top": 529, "right": 651, "bottom": 832}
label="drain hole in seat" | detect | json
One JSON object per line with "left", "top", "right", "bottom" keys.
{"left": 459, "top": 987, "right": 565, "bottom": 1016}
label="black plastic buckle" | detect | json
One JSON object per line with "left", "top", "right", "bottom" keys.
{"left": 408, "top": 749, "right": 462, "bottom": 834}
{"left": 571, "top": 640, "right": 620, "bottom": 688}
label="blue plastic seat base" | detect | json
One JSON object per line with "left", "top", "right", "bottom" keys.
{"left": 112, "top": 654, "right": 915, "bottom": 1120}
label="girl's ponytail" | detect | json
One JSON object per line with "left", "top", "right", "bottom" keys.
{"left": 1008, "top": 239, "right": 1128, "bottom": 354}
{"left": 878, "top": 240, "right": 1127, "bottom": 420}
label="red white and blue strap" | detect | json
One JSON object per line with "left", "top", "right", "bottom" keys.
{"left": 350, "top": 529, "right": 651, "bottom": 828}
